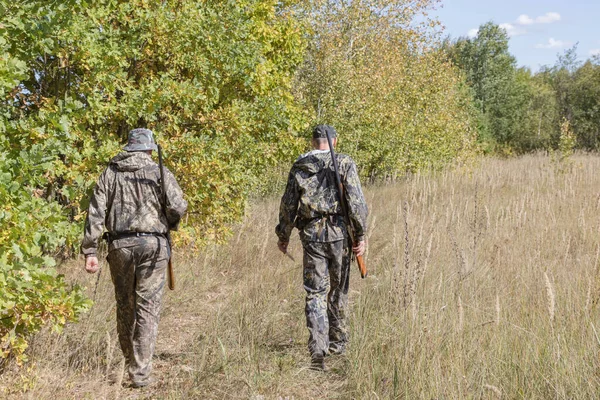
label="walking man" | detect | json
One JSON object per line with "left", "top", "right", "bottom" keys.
{"left": 81, "top": 128, "right": 187, "bottom": 388}
{"left": 275, "top": 124, "right": 368, "bottom": 370}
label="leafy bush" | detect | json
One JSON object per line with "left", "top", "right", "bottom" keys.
{"left": 550, "top": 118, "right": 576, "bottom": 173}
{"left": 294, "top": 0, "right": 478, "bottom": 178}
{"left": 0, "top": 0, "right": 306, "bottom": 365}
{"left": 0, "top": 140, "right": 91, "bottom": 366}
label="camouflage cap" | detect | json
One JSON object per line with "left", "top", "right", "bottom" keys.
{"left": 124, "top": 128, "right": 158, "bottom": 152}
{"left": 312, "top": 124, "right": 337, "bottom": 139}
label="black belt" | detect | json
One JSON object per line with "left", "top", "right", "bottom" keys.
{"left": 103, "top": 232, "right": 163, "bottom": 242}
{"left": 318, "top": 214, "right": 342, "bottom": 224}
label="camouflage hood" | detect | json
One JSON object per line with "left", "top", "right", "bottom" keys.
{"left": 81, "top": 151, "right": 188, "bottom": 256}
{"left": 110, "top": 151, "right": 155, "bottom": 172}
{"left": 295, "top": 150, "right": 331, "bottom": 175}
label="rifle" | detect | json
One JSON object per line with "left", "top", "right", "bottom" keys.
{"left": 325, "top": 131, "right": 367, "bottom": 279}
{"left": 157, "top": 144, "right": 175, "bottom": 290}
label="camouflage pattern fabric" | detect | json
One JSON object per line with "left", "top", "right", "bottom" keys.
{"left": 107, "top": 235, "right": 169, "bottom": 385}
{"left": 275, "top": 150, "right": 368, "bottom": 243}
{"left": 303, "top": 240, "right": 351, "bottom": 357}
{"left": 81, "top": 151, "right": 187, "bottom": 256}
{"left": 123, "top": 128, "right": 158, "bottom": 152}
{"left": 81, "top": 149, "right": 187, "bottom": 385}
{"left": 276, "top": 146, "right": 368, "bottom": 359}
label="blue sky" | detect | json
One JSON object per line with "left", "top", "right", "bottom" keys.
{"left": 433, "top": 0, "right": 600, "bottom": 71}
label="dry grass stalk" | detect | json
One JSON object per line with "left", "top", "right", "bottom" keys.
{"left": 484, "top": 384, "right": 502, "bottom": 398}
{"left": 544, "top": 271, "right": 556, "bottom": 323}
{"left": 367, "top": 215, "right": 377, "bottom": 242}
{"left": 458, "top": 296, "right": 464, "bottom": 332}
{"left": 495, "top": 294, "right": 501, "bottom": 326}
{"left": 563, "top": 235, "right": 571, "bottom": 265}
{"left": 105, "top": 332, "right": 112, "bottom": 377}
{"left": 449, "top": 226, "right": 467, "bottom": 279}
{"left": 403, "top": 200, "right": 410, "bottom": 308}
{"left": 7, "top": 155, "right": 600, "bottom": 399}
{"left": 421, "top": 234, "right": 433, "bottom": 284}
{"left": 114, "top": 358, "right": 125, "bottom": 399}
{"left": 259, "top": 229, "right": 270, "bottom": 261}
{"left": 472, "top": 181, "right": 479, "bottom": 250}
{"left": 584, "top": 276, "right": 592, "bottom": 312}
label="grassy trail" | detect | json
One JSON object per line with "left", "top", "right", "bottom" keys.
{"left": 3, "top": 155, "right": 600, "bottom": 399}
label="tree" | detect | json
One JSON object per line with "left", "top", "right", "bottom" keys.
{"left": 0, "top": 0, "right": 306, "bottom": 364}
{"left": 513, "top": 69, "right": 558, "bottom": 152}
{"left": 294, "top": 0, "right": 478, "bottom": 178}
{"left": 570, "top": 59, "right": 600, "bottom": 149}
{"left": 543, "top": 45, "right": 600, "bottom": 150}
{"left": 448, "top": 22, "right": 529, "bottom": 149}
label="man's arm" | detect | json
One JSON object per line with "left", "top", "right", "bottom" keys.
{"left": 163, "top": 168, "right": 188, "bottom": 230}
{"left": 81, "top": 167, "right": 111, "bottom": 273}
{"left": 341, "top": 158, "right": 368, "bottom": 243}
{"left": 275, "top": 169, "right": 300, "bottom": 248}
{"left": 81, "top": 168, "right": 110, "bottom": 257}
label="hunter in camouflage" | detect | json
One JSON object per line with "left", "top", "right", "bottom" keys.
{"left": 82, "top": 128, "right": 187, "bottom": 388}
{"left": 275, "top": 124, "right": 368, "bottom": 370}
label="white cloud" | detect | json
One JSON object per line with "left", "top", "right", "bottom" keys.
{"left": 536, "top": 12, "right": 561, "bottom": 24}
{"left": 499, "top": 23, "right": 527, "bottom": 37}
{"left": 590, "top": 49, "right": 600, "bottom": 56}
{"left": 466, "top": 12, "right": 561, "bottom": 39}
{"left": 467, "top": 28, "right": 479, "bottom": 38}
{"left": 516, "top": 12, "right": 561, "bottom": 26}
{"left": 535, "top": 38, "right": 572, "bottom": 49}
{"left": 516, "top": 15, "right": 535, "bottom": 25}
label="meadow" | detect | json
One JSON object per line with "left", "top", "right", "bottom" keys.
{"left": 2, "top": 155, "right": 600, "bottom": 399}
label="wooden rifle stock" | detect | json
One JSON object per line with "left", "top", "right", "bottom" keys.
{"left": 158, "top": 144, "right": 175, "bottom": 290}
{"left": 167, "top": 258, "right": 175, "bottom": 290}
{"left": 326, "top": 131, "right": 367, "bottom": 279}
{"left": 356, "top": 255, "right": 367, "bottom": 279}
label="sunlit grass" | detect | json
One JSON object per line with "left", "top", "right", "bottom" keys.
{"left": 2, "top": 155, "right": 600, "bottom": 399}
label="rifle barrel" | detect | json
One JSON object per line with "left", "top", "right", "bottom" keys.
{"left": 325, "top": 132, "right": 367, "bottom": 279}
{"left": 158, "top": 144, "right": 176, "bottom": 290}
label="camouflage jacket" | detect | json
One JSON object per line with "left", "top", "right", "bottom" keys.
{"left": 81, "top": 151, "right": 187, "bottom": 255}
{"left": 276, "top": 149, "right": 368, "bottom": 243}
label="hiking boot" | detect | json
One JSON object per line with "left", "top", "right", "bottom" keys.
{"left": 327, "top": 349, "right": 346, "bottom": 357}
{"left": 310, "top": 352, "right": 325, "bottom": 371}
{"left": 327, "top": 346, "right": 346, "bottom": 357}
{"left": 130, "top": 377, "right": 155, "bottom": 389}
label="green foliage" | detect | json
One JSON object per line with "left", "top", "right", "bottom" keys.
{"left": 512, "top": 69, "right": 558, "bottom": 152}
{"left": 448, "top": 22, "right": 530, "bottom": 148}
{"left": 293, "top": 0, "right": 478, "bottom": 178}
{"left": 2, "top": 0, "right": 307, "bottom": 240}
{"left": 0, "top": 0, "right": 306, "bottom": 365}
{"left": 448, "top": 28, "right": 600, "bottom": 154}
{"left": 535, "top": 47, "right": 600, "bottom": 152}
{"left": 0, "top": 137, "right": 91, "bottom": 366}
{"left": 550, "top": 118, "right": 576, "bottom": 173}
{"left": 570, "top": 60, "right": 600, "bottom": 150}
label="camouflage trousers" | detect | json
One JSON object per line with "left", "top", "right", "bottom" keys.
{"left": 107, "top": 235, "right": 169, "bottom": 385}
{"left": 302, "top": 239, "right": 351, "bottom": 357}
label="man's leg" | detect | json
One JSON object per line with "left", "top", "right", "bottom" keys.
{"left": 302, "top": 241, "right": 330, "bottom": 364}
{"left": 129, "top": 237, "right": 168, "bottom": 385}
{"left": 327, "top": 239, "right": 351, "bottom": 355}
{"left": 107, "top": 248, "right": 137, "bottom": 370}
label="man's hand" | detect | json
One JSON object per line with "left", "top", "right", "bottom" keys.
{"left": 277, "top": 240, "right": 289, "bottom": 254}
{"left": 352, "top": 240, "right": 366, "bottom": 257}
{"left": 85, "top": 255, "right": 100, "bottom": 274}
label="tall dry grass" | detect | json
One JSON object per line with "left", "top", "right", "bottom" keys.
{"left": 2, "top": 154, "right": 600, "bottom": 399}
